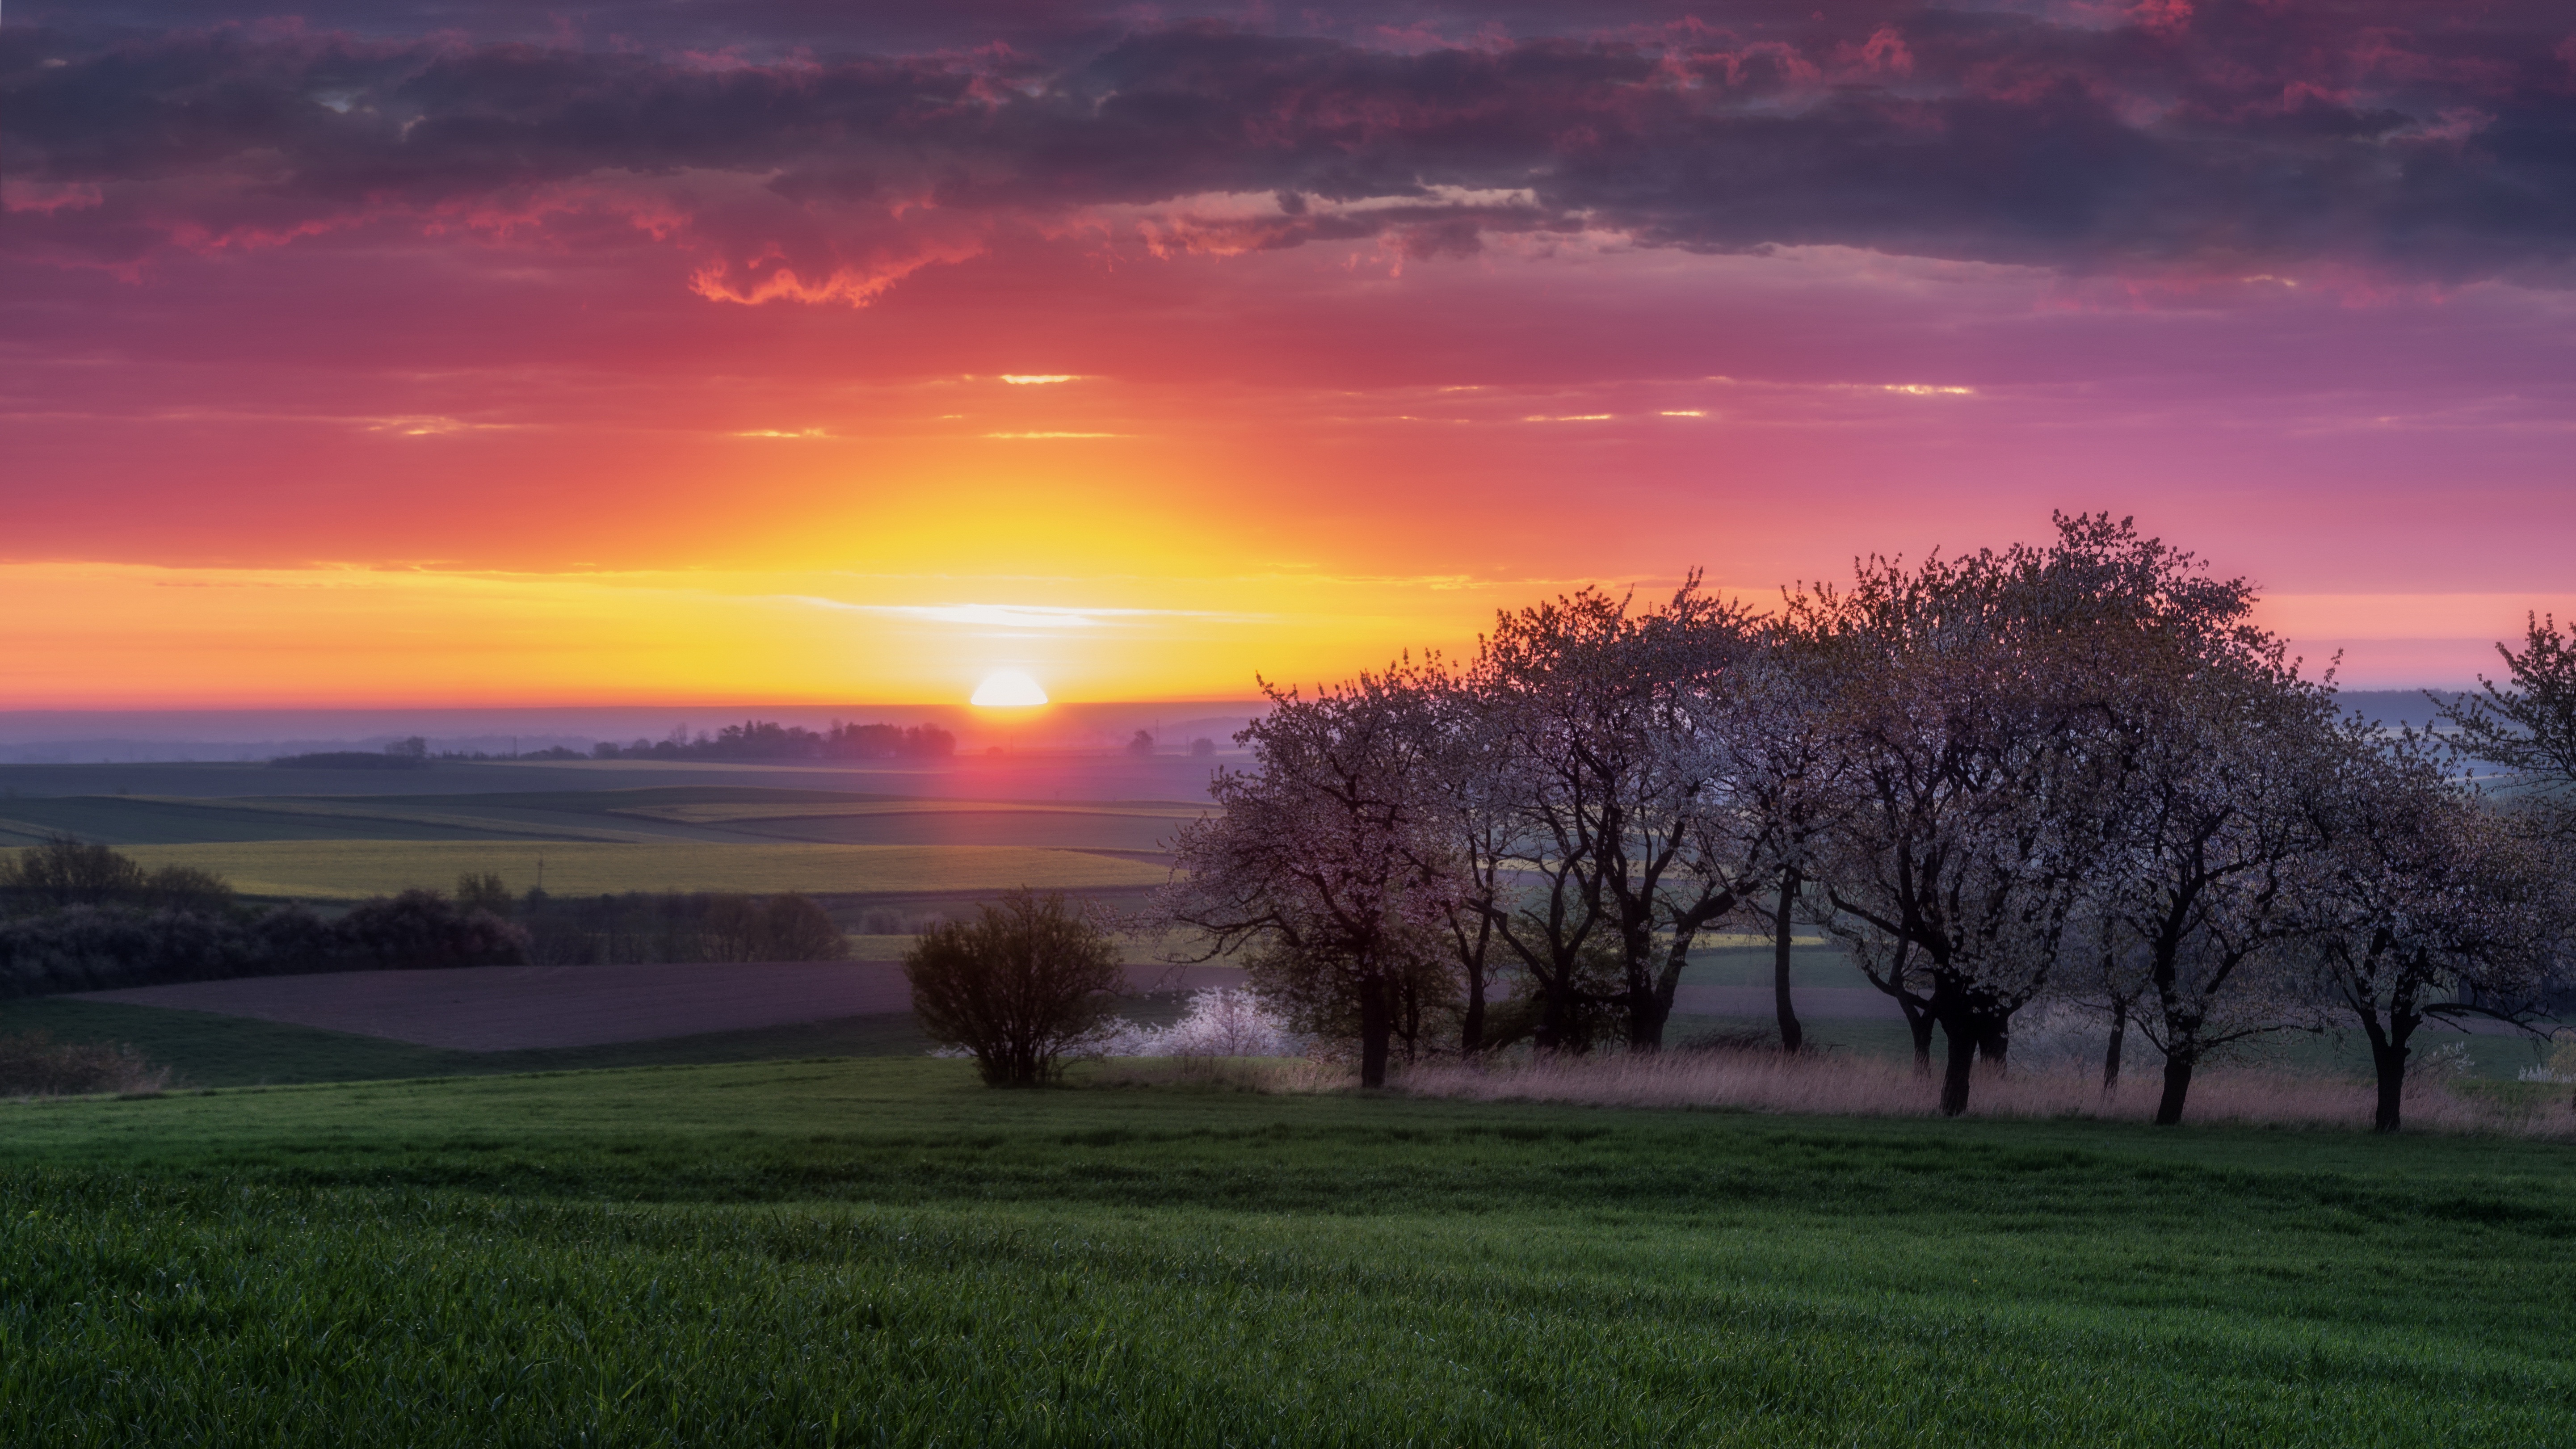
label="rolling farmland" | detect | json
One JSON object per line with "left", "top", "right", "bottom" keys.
{"left": 0, "top": 777, "right": 1209, "bottom": 851}
{"left": 0, "top": 772, "right": 1205, "bottom": 899}
{"left": 97, "top": 839, "right": 1167, "bottom": 901}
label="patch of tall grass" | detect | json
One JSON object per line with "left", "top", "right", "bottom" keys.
{"left": 0, "top": 1031, "right": 169, "bottom": 1098}
{"left": 1396, "top": 1049, "right": 2576, "bottom": 1137}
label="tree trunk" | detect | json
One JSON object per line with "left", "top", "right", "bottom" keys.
{"left": 2363, "top": 1025, "right": 2409, "bottom": 1135}
{"left": 1626, "top": 980, "right": 1669, "bottom": 1052}
{"left": 1357, "top": 978, "right": 1392, "bottom": 1088}
{"left": 2353, "top": 993, "right": 2425, "bottom": 1134}
{"left": 2152, "top": 1051, "right": 2194, "bottom": 1126}
{"left": 2370, "top": 1036, "right": 2406, "bottom": 1133}
{"left": 1533, "top": 968, "right": 1583, "bottom": 1054}
{"left": 1773, "top": 872, "right": 1803, "bottom": 1054}
{"left": 1938, "top": 1016, "right": 1979, "bottom": 1116}
{"left": 2101, "top": 1007, "right": 2126, "bottom": 1095}
{"left": 1459, "top": 931, "right": 1489, "bottom": 1056}
{"left": 1974, "top": 1016, "right": 2009, "bottom": 1073}
{"left": 1901, "top": 1000, "right": 1936, "bottom": 1075}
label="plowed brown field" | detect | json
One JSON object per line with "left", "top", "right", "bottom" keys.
{"left": 76, "top": 962, "right": 1249, "bottom": 1051}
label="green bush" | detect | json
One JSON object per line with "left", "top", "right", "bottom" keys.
{"left": 904, "top": 889, "right": 1121, "bottom": 1086}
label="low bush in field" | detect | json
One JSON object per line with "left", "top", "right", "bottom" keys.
{"left": 907, "top": 890, "right": 1122, "bottom": 1086}
{"left": 0, "top": 1031, "right": 169, "bottom": 1096}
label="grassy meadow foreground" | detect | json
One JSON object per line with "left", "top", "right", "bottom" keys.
{"left": 5, "top": 1058, "right": 2574, "bottom": 1445}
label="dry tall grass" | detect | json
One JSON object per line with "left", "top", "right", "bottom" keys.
{"left": 1394, "top": 1049, "right": 2576, "bottom": 1139}
{"left": 0, "top": 1032, "right": 173, "bottom": 1098}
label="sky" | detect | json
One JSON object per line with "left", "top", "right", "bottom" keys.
{"left": 5, "top": 0, "right": 2574, "bottom": 707}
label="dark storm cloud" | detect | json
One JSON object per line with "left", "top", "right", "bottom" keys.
{"left": 6, "top": 1, "right": 2574, "bottom": 285}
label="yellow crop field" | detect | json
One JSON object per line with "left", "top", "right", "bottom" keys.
{"left": 100, "top": 841, "right": 1169, "bottom": 901}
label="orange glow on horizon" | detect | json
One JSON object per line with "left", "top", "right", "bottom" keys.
{"left": 0, "top": 556, "right": 2543, "bottom": 708}
{"left": 0, "top": 560, "right": 1542, "bottom": 708}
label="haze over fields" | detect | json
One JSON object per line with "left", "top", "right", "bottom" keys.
{"left": 0, "top": 704, "right": 1267, "bottom": 764}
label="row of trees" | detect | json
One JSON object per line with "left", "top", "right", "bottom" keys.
{"left": 588, "top": 719, "right": 956, "bottom": 762}
{"left": 1158, "top": 515, "right": 2576, "bottom": 1129}
{"left": 454, "top": 874, "right": 848, "bottom": 965}
{"left": 0, "top": 840, "right": 529, "bottom": 996}
{"left": 0, "top": 842, "right": 855, "bottom": 991}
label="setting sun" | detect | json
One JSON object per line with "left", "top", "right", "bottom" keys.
{"left": 970, "top": 670, "right": 1050, "bottom": 708}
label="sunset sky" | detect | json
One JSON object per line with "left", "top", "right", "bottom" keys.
{"left": 7, "top": 0, "right": 2574, "bottom": 707}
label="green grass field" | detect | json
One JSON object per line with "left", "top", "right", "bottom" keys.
{"left": 3, "top": 1058, "right": 2572, "bottom": 1445}
{"left": 65, "top": 840, "right": 1168, "bottom": 900}
{"left": 0, "top": 995, "right": 935, "bottom": 1086}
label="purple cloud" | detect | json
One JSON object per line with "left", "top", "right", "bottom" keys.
{"left": 5, "top": 2, "right": 2573, "bottom": 292}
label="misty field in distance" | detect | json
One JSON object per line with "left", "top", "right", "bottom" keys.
{"left": 88, "top": 840, "right": 1164, "bottom": 901}
{"left": 0, "top": 771, "right": 1206, "bottom": 899}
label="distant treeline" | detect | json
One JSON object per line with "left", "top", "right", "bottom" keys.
{"left": 269, "top": 720, "right": 962, "bottom": 766}
{"left": 270, "top": 751, "right": 431, "bottom": 770}
{"left": 272, "top": 736, "right": 431, "bottom": 770}
{"left": 586, "top": 719, "right": 955, "bottom": 762}
{"left": 0, "top": 840, "right": 854, "bottom": 995}
{"left": 454, "top": 873, "right": 848, "bottom": 966}
{"left": 0, "top": 837, "right": 521, "bottom": 997}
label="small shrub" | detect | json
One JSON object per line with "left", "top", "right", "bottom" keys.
{"left": 0, "top": 840, "right": 234, "bottom": 917}
{"left": 249, "top": 904, "right": 340, "bottom": 974}
{"left": 334, "top": 890, "right": 529, "bottom": 970}
{"left": 145, "top": 864, "right": 235, "bottom": 915}
{"left": 0, "top": 835, "right": 148, "bottom": 913}
{"left": 697, "top": 892, "right": 847, "bottom": 962}
{"left": 758, "top": 894, "right": 848, "bottom": 961}
{"left": 455, "top": 872, "right": 516, "bottom": 920}
{"left": 905, "top": 889, "right": 1122, "bottom": 1087}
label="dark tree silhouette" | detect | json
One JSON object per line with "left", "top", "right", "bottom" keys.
{"left": 904, "top": 890, "right": 1122, "bottom": 1087}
